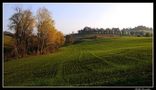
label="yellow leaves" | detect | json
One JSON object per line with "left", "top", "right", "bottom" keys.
{"left": 47, "top": 28, "right": 64, "bottom": 47}
{"left": 36, "top": 7, "right": 64, "bottom": 53}
{"left": 6, "top": 7, "right": 65, "bottom": 57}
{"left": 55, "top": 31, "right": 65, "bottom": 46}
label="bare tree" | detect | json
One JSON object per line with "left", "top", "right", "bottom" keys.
{"left": 9, "top": 7, "right": 35, "bottom": 57}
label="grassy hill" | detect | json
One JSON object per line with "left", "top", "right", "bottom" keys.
{"left": 4, "top": 36, "right": 153, "bottom": 86}
{"left": 4, "top": 35, "right": 15, "bottom": 60}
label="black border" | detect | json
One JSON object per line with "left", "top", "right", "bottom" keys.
{"left": 1, "top": 1, "right": 155, "bottom": 90}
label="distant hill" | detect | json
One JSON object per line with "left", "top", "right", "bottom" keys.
{"left": 65, "top": 25, "right": 153, "bottom": 43}
{"left": 3, "top": 31, "right": 14, "bottom": 37}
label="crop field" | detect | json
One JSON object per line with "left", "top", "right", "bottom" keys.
{"left": 4, "top": 37, "right": 153, "bottom": 86}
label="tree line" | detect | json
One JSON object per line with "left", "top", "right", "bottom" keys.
{"left": 64, "top": 26, "right": 153, "bottom": 44}
{"left": 4, "top": 7, "right": 64, "bottom": 60}
{"left": 78, "top": 26, "right": 152, "bottom": 36}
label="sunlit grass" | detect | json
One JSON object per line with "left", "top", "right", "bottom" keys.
{"left": 4, "top": 37, "right": 152, "bottom": 86}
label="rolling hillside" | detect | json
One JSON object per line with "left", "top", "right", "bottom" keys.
{"left": 4, "top": 37, "right": 153, "bottom": 86}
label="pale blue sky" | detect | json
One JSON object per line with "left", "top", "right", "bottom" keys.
{"left": 3, "top": 3, "right": 153, "bottom": 34}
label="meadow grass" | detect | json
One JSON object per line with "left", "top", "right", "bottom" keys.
{"left": 4, "top": 37, "right": 152, "bottom": 86}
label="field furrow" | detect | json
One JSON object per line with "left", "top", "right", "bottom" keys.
{"left": 4, "top": 37, "right": 152, "bottom": 86}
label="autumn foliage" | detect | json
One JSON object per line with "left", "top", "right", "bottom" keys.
{"left": 4, "top": 7, "right": 64, "bottom": 59}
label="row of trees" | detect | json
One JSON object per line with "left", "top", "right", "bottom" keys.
{"left": 78, "top": 26, "right": 152, "bottom": 36}
{"left": 5, "top": 7, "right": 64, "bottom": 59}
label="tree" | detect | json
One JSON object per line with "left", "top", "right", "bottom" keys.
{"left": 145, "top": 32, "right": 152, "bottom": 37}
{"left": 36, "top": 7, "right": 54, "bottom": 54}
{"left": 65, "top": 34, "right": 74, "bottom": 44}
{"left": 55, "top": 31, "right": 65, "bottom": 47}
{"left": 27, "top": 35, "right": 38, "bottom": 54}
{"left": 9, "top": 7, "right": 35, "bottom": 57}
{"left": 105, "top": 28, "right": 111, "bottom": 34}
{"left": 6, "top": 7, "right": 65, "bottom": 60}
{"left": 36, "top": 7, "right": 64, "bottom": 54}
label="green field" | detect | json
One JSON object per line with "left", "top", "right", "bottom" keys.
{"left": 4, "top": 37, "right": 153, "bottom": 86}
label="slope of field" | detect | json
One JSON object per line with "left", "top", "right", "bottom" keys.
{"left": 4, "top": 37, "right": 153, "bottom": 86}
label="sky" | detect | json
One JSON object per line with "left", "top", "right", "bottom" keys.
{"left": 3, "top": 3, "right": 153, "bottom": 35}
